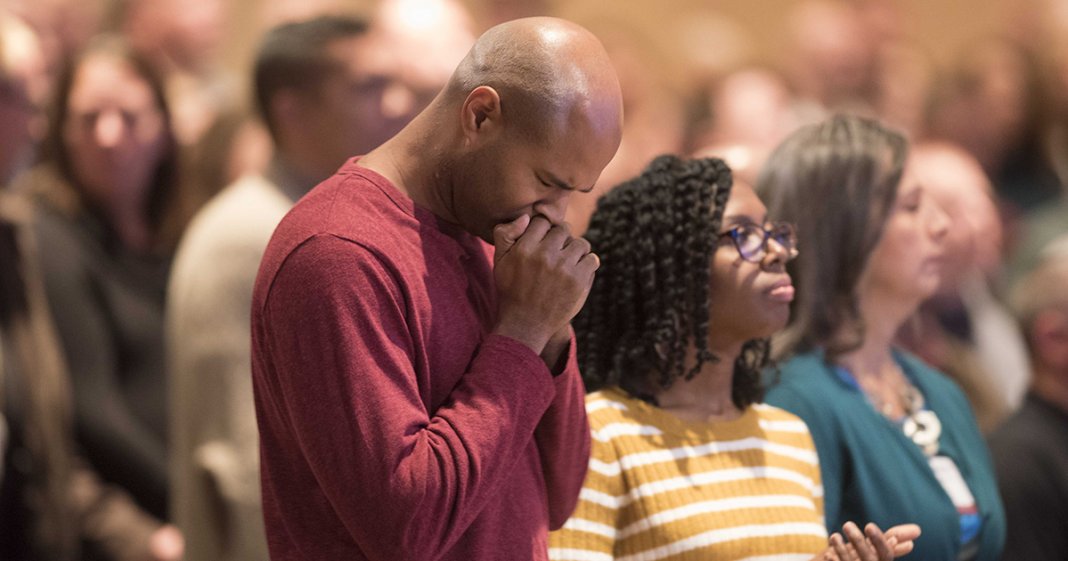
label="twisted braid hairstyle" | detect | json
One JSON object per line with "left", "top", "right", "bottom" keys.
{"left": 576, "top": 155, "right": 769, "bottom": 409}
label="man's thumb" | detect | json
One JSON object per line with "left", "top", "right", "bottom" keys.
{"left": 493, "top": 214, "right": 531, "bottom": 258}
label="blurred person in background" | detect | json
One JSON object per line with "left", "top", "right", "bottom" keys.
{"left": 667, "top": 8, "right": 753, "bottom": 153}
{"left": 6, "top": 0, "right": 106, "bottom": 81}
{"left": 15, "top": 35, "right": 186, "bottom": 525}
{"left": 897, "top": 141, "right": 1032, "bottom": 431}
{"left": 872, "top": 41, "right": 935, "bottom": 138}
{"left": 692, "top": 66, "right": 798, "bottom": 186}
{"left": 168, "top": 10, "right": 473, "bottom": 559}
{"left": 259, "top": 0, "right": 354, "bottom": 29}
{"left": 760, "top": 115, "right": 1006, "bottom": 561}
{"left": 0, "top": 11, "right": 48, "bottom": 188}
{"left": 853, "top": 0, "right": 934, "bottom": 138}
{"left": 1007, "top": 194, "right": 1068, "bottom": 291}
{"left": 927, "top": 37, "right": 1062, "bottom": 220}
{"left": 181, "top": 106, "right": 273, "bottom": 214}
{"left": 563, "top": 20, "right": 687, "bottom": 234}
{"left": 375, "top": 0, "right": 477, "bottom": 107}
{"left": 475, "top": 0, "right": 551, "bottom": 28}
{"left": 1005, "top": 31, "right": 1068, "bottom": 293}
{"left": 116, "top": 0, "right": 233, "bottom": 147}
{"left": 785, "top": 0, "right": 878, "bottom": 119}
{"left": 783, "top": 0, "right": 933, "bottom": 139}
{"left": 988, "top": 235, "right": 1068, "bottom": 561}
{"left": 0, "top": 13, "right": 181, "bottom": 561}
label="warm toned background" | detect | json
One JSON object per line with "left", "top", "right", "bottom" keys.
{"left": 223, "top": 0, "right": 1037, "bottom": 89}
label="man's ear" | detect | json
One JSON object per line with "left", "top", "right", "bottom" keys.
{"left": 460, "top": 86, "right": 502, "bottom": 141}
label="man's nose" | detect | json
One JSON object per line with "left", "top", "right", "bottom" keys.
{"left": 533, "top": 190, "right": 572, "bottom": 226}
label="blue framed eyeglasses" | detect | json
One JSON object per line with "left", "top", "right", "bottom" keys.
{"left": 718, "top": 221, "right": 798, "bottom": 263}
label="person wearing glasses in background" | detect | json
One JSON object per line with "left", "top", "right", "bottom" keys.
{"left": 549, "top": 155, "right": 919, "bottom": 561}
{"left": 759, "top": 115, "right": 1005, "bottom": 561}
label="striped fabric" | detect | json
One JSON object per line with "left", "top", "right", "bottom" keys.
{"left": 550, "top": 388, "right": 828, "bottom": 561}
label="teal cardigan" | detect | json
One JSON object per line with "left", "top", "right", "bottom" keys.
{"left": 765, "top": 349, "right": 1005, "bottom": 561}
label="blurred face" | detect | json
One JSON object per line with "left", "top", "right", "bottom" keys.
{"left": 913, "top": 148, "right": 1002, "bottom": 290}
{"left": 62, "top": 54, "right": 167, "bottom": 209}
{"left": 166, "top": 0, "right": 225, "bottom": 70}
{"left": 301, "top": 33, "right": 423, "bottom": 168}
{"left": 450, "top": 110, "right": 621, "bottom": 243}
{"left": 0, "top": 64, "right": 42, "bottom": 183}
{"left": 861, "top": 165, "right": 950, "bottom": 306}
{"left": 0, "top": 19, "right": 48, "bottom": 184}
{"left": 976, "top": 45, "right": 1029, "bottom": 146}
{"left": 708, "top": 181, "right": 797, "bottom": 345}
{"left": 375, "top": 0, "right": 475, "bottom": 99}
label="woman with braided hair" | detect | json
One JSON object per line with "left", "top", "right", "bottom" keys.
{"left": 549, "top": 155, "right": 919, "bottom": 561}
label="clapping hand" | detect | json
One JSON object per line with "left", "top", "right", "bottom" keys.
{"left": 817, "top": 522, "right": 921, "bottom": 561}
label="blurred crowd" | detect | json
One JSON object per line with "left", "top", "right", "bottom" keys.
{"left": 0, "top": 0, "right": 1066, "bottom": 559}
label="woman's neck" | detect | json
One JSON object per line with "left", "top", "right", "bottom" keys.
{"left": 840, "top": 286, "right": 918, "bottom": 377}
{"left": 656, "top": 340, "right": 744, "bottom": 423}
{"left": 835, "top": 289, "right": 921, "bottom": 416}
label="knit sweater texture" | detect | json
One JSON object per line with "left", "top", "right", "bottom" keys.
{"left": 250, "top": 160, "right": 590, "bottom": 560}
{"left": 550, "top": 387, "right": 827, "bottom": 561}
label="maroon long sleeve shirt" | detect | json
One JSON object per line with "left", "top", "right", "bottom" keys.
{"left": 249, "top": 160, "right": 591, "bottom": 560}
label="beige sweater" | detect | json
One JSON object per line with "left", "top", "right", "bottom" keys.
{"left": 167, "top": 173, "right": 296, "bottom": 561}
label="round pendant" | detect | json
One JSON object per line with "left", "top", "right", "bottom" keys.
{"left": 903, "top": 410, "right": 942, "bottom": 456}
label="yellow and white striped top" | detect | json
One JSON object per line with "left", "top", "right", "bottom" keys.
{"left": 549, "top": 387, "right": 827, "bottom": 561}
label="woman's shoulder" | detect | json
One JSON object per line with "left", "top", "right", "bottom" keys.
{"left": 585, "top": 387, "right": 679, "bottom": 432}
{"left": 894, "top": 348, "right": 976, "bottom": 420}
{"left": 769, "top": 350, "right": 839, "bottom": 392}
{"left": 894, "top": 349, "right": 968, "bottom": 399}
{"left": 585, "top": 387, "right": 641, "bottom": 424}
{"left": 750, "top": 402, "right": 811, "bottom": 426}
{"left": 12, "top": 165, "right": 81, "bottom": 218}
{"left": 764, "top": 350, "right": 857, "bottom": 430}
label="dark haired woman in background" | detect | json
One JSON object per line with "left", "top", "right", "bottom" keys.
{"left": 759, "top": 115, "right": 1005, "bottom": 561}
{"left": 549, "top": 155, "right": 918, "bottom": 561}
{"left": 0, "top": 192, "right": 182, "bottom": 560}
{"left": 16, "top": 36, "right": 187, "bottom": 521}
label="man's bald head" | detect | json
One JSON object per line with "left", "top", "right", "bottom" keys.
{"left": 444, "top": 17, "right": 622, "bottom": 144}
{"left": 359, "top": 17, "right": 622, "bottom": 242}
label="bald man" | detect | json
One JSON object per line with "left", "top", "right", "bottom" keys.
{"left": 250, "top": 17, "right": 623, "bottom": 561}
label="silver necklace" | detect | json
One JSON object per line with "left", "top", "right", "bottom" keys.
{"left": 868, "top": 379, "right": 942, "bottom": 457}
{"left": 899, "top": 386, "right": 942, "bottom": 457}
